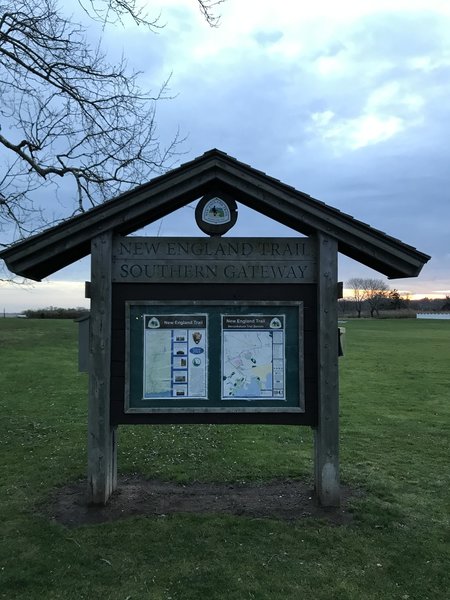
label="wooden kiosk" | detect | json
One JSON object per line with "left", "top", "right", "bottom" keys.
{"left": 0, "top": 149, "right": 430, "bottom": 507}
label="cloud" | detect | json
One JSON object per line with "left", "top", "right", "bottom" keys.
{"left": 253, "top": 30, "right": 284, "bottom": 48}
{"left": 310, "top": 111, "right": 405, "bottom": 150}
{"left": 2, "top": 0, "right": 450, "bottom": 308}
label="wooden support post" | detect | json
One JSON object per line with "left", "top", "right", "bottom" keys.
{"left": 314, "top": 232, "right": 340, "bottom": 507}
{"left": 87, "top": 231, "right": 117, "bottom": 505}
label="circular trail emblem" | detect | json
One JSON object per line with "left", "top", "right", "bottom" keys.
{"left": 195, "top": 193, "right": 238, "bottom": 236}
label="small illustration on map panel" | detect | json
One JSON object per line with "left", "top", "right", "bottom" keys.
{"left": 143, "top": 315, "right": 207, "bottom": 399}
{"left": 221, "top": 315, "right": 286, "bottom": 400}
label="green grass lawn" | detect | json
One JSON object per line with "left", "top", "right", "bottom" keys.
{"left": 0, "top": 318, "right": 449, "bottom": 599}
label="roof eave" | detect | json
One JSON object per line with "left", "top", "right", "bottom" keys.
{"left": 0, "top": 149, "right": 431, "bottom": 281}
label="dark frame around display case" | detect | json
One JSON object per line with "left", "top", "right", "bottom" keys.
{"left": 125, "top": 300, "right": 304, "bottom": 414}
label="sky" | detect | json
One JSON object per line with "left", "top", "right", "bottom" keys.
{"left": 1, "top": 0, "right": 450, "bottom": 311}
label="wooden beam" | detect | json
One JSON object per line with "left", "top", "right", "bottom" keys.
{"left": 87, "top": 231, "right": 117, "bottom": 505}
{"left": 314, "top": 233, "right": 340, "bottom": 507}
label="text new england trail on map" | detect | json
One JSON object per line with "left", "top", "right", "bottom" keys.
{"left": 221, "top": 315, "right": 286, "bottom": 400}
{"left": 143, "top": 315, "right": 207, "bottom": 399}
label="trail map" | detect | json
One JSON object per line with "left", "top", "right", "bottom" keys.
{"left": 143, "top": 315, "right": 207, "bottom": 399}
{"left": 221, "top": 315, "right": 286, "bottom": 400}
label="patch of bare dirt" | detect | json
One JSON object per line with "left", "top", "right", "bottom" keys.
{"left": 43, "top": 476, "right": 361, "bottom": 528}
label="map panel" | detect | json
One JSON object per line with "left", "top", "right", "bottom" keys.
{"left": 143, "top": 315, "right": 207, "bottom": 399}
{"left": 221, "top": 315, "right": 286, "bottom": 400}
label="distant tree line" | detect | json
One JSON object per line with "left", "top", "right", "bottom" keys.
{"left": 22, "top": 307, "right": 89, "bottom": 319}
{"left": 341, "top": 279, "right": 450, "bottom": 318}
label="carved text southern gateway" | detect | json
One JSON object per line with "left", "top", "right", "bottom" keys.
{"left": 112, "top": 237, "right": 317, "bottom": 284}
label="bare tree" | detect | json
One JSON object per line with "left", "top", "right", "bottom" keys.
{"left": 347, "top": 277, "right": 390, "bottom": 317}
{"left": 197, "top": 1, "right": 225, "bottom": 27}
{"left": 347, "top": 277, "right": 367, "bottom": 318}
{"left": 364, "top": 278, "right": 389, "bottom": 317}
{"left": 0, "top": 0, "right": 223, "bottom": 245}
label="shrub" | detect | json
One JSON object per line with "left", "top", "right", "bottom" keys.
{"left": 22, "top": 307, "right": 89, "bottom": 319}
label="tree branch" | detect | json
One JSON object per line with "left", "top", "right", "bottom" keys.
{"left": 0, "top": 0, "right": 224, "bottom": 257}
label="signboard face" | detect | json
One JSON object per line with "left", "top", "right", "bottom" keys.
{"left": 143, "top": 315, "right": 208, "bottom": 400}
{"left": 221, "top": 315, "right": 286, "bottom": 400}
{"left": 125, "top": 301, "right": 304, "bottom": 414}
{"left": 112, "top": 237, "right": 317, "bottom": 284}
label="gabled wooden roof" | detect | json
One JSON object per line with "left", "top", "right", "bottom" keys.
{"left": 0, "top": 148, "right": 430, "bottom": 281}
